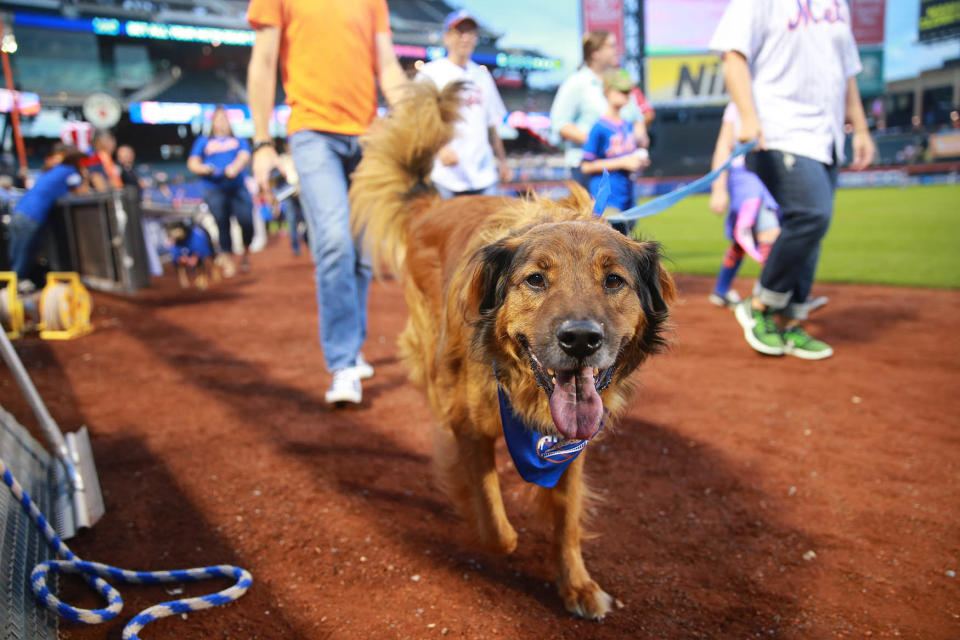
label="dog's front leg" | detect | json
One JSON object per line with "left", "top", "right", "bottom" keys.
{"left": 452, "top": 431, "right": 518, "bottom": 555}
{"left": 195, "top": 262, "right": 209, "bottom": 290}
{"left": 176, "top": 265, "right": 190, "bottom": 289}
{"left": 546, "top": 453, "right": 612, "bottom": 620}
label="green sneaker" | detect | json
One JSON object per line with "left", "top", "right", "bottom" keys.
{"left": 734, "top": 298, "right": 785, "bottom": 356}
{"left": 782, "top": 325, "right": 834, "bottom": 360}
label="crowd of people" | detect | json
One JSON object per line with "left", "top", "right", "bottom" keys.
{"left": 2, "top": 0, "right": 879, "bottom": 402}
{"left": 239, "top": 0, "right": 876, "bottom": 408}
{"left": 0, "top": 133, "right": 146, "bottom": 290}
{"left": 2, "top": 106, "right": 269, "bottom": 290}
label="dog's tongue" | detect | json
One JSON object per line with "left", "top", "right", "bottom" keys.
{"left": 548, "top": 367, "right": 603, "bottom": 440}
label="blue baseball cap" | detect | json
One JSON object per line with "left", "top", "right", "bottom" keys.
{"left": 443, "top": 9, "right": 477, "bottom": 31}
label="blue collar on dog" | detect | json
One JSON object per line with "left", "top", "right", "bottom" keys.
{"left": 497, "top": 385, "right": 605, "bottom": 488}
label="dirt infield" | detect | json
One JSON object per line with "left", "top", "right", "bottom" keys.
{"left": 2, "top": 240, "right": 957, "bottom": 639}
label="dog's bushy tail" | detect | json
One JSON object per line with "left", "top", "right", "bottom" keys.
{"left": 350, "top": 81, "right": 463, "bottom": 276}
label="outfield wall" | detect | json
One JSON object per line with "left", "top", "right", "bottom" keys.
{"left": 505, "top": 163, "right": 960, "bottom": 200}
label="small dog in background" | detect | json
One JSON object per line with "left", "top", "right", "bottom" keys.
{"left": 167, "top": 219, "right": 220, "bottom": 290}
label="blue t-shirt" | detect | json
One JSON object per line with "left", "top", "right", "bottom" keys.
{"left": 189, "top": 135, "right": 250, "bottom": 190}
{"left": 169, "top": 226, "right": 213, "bottom": 262}
{"left": 15, "top": 164, "right": 83, "bottom": 223}
{"left": 582, "top": 117, "right": 637, "bottom": 211}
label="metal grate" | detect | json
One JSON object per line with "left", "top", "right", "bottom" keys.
{"left": 0, "top": 405, "right": 58, "bottom": 640}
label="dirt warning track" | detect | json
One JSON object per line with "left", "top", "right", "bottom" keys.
{"left": 2, "top": 241, "right": 956, "bottom": 639}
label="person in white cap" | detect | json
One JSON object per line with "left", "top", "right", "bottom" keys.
{"left": 416, "top": 9, "right": 511, "bottom": 198}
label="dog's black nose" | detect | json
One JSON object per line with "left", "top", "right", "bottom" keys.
{"left": 557, "top": 320, "right": 603, "bottom": 360}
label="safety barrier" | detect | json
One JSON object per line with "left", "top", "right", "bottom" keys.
{"left": 46, "top": 186, "right": 151, "bottom": 295}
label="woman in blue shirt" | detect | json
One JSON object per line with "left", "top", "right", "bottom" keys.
{"left": 6, "top": 144, "right": 88, "bottom": 284}
{"left": 187, "top": 106, "right": 254, "bottom": 273}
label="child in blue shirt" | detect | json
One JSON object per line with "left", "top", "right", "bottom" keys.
{"left": 6, "top": 144, "right": 88, "bottom": 284}
{"left": 580, "top": 69, "right": 650, "bottom": 235}
{"left": 168, "top": 219, "right": 217, "bottom": 290}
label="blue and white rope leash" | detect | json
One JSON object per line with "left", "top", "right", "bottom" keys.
{"left": 601, "top": 140, "right": 758, "bottom": 223}
{"left": 1, "top": 457, "right": 252, "bottom": 639}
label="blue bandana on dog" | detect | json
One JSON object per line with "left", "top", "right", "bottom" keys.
{"left": 498, "top": 386, "right": 605, "bottom": 488}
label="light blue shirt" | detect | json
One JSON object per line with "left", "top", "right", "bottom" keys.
{"left": 549, "top": 67, "right": 639, "bottom": 168}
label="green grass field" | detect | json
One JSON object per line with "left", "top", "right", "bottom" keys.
{"left": 632, "top": 184, "right": 960, "bottom": 289}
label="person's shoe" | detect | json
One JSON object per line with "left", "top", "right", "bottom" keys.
{"left": 217, "top": 254, "right": 236, "bottom": 278}
{"left": 709, "top": 289, "right": 741, "bottom": 308}
{"left": 734, "top": 298, "right": 785, "bottom": 356}
{"left": 353, "top": 352, "right": 375, "bottom": 380}
{"left": 240, "top": 254, "right": 251, "bottom": 273}
{"left": 804, "top": 296, "right": 829, "bottom": 314}
{"left": 782, "top": 325, "right": 834, "bottom": 360}
{"left": 325, "top": 368, "right": 362, "bottom": 405}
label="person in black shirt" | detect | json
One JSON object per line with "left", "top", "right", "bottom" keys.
{"left": 116, "top": 144, "right": 144, "bottom": 201}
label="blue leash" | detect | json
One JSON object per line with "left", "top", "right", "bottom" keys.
{"left": 603, "top": 140, "right": 757, "bottom": 224}
{"left": 1, "top": 457, "right": 252, "bottom": 639}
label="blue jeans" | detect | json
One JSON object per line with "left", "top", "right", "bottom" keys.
{"left": 748, "top": 150, "right": 837, "bottom": 320}
{"left": 6, "top": 213, "right": 44, "bottom": 280}
{"left": 204, "top": 185, "right": 253, "bottom": 253}
{"left": 283, "top": 195, "right": 306, "bottom": 254}
{"left": 289, "top": 129, "right": 372, "bottom": 372}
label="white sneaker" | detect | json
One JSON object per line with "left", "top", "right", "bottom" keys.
{"left": 804, "top": 296, "right": 829, "bottom": 314}
{"left": 354, "top": 352, "right": 374, "bottom": 380}
{"left": 216, "top": 254, "right": 236, "bottom": 278}
{"left": 325, "top": 368, "right": 362, "bottom": 405}
{"left": 708, "top": 289, "right": 741, "bottom": 308}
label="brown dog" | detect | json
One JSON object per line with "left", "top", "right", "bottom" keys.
{"left": 350, "top": 83, "right": 674, "bottom": 620}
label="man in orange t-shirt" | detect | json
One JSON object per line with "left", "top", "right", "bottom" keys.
{"left": 246, "top": 0, "right": 407, "bottom": 406}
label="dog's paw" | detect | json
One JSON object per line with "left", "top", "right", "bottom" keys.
{"left": 559, "top": 579, "right": 613, "bottom": 621}
{"left": 478, "top": 524, "right": 518, "bottom": 555}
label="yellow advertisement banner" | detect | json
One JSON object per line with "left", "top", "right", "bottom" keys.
{"left": 645, "top": 54, "right": 728, "bottom": 106}
{"left": 928, "top": 131, "right": 960, "bottom": 159}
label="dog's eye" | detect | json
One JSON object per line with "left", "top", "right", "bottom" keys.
{"left": 525, "top": 273, "right": 546, "bottom": 289}
{"left": 604, "top": 274, "right": 625, "bottom": 290}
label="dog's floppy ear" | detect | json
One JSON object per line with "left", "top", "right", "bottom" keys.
{"left": 615, "top": 240, "right": 674, "bottom": 376}
{"left": 634, "top": 240, "right": 675, "bottom": 320}
{"left": 463, "top": 239, "right": 517, "bottom": 322}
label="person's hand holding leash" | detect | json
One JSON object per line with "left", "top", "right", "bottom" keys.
{"left": 738, "top": 113, "right": 765, "bottom": 150}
